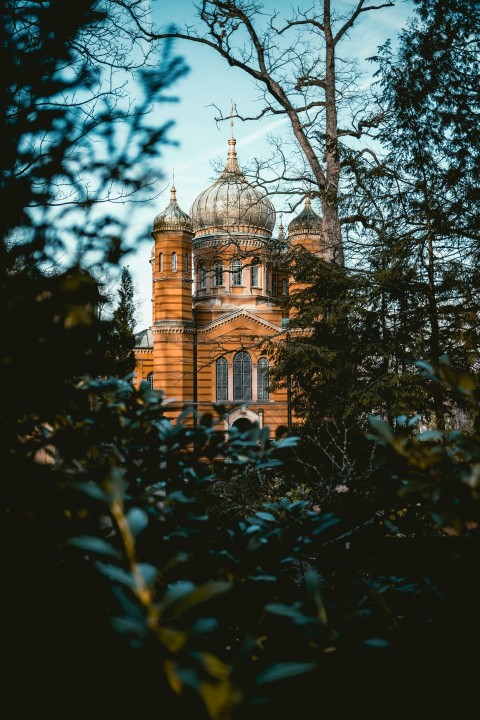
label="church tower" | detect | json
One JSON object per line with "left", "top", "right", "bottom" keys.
{"left": 151, "top": 186, "right": 195, "bottom": 406}
{"left": 287, "top": 196, "right": 325, "bottom": 306}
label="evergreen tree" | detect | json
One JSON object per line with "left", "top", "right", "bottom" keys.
{"left": 105, "top": 267, "right": 137, "bottom": 377}
{"left": 271, "top": 0, "right": 480, "bottom": 430}
{"left": 268, "top": 249, "right": 425, "bottom": 429}
{"left": 370, "top": 0, "right": 480, "bottom": 426}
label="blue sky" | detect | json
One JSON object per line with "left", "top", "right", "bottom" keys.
{"left": 127, "top": 0, "right": 415, "bottom": 330}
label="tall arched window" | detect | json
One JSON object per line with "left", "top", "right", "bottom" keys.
{"left": 198, "top": 261, "right": 207, "bottom": 289}
{"left": 184, "top": 252, "right": 189, "bottom": 272}
{"left": 257, "top": 358, "right": 269, "bottom": 401}
{"left": 250, "top": 260, "right": 259, "bottom": 287}
{"left": 159, "top": 253, "right": 163, "bottom": 272}
{"left": 147, "top": 372, "right": 154, "bottom": 389}
{"left": 232, "top": 258, "right": 243, "bottom": 286}
{"left": 216, "top": 357, "right": 228, "bottom": 401}
{"left": 213, "top": 259, "right": 223, "bottom": 286}
{"left": 282, "top": 279, "right": 288, "bottom": 295}
{"left": 233, "top": 351, "right": 252, "bottom": 400}
{"left": 171, "top": 252, "right": 177, "bottom": 271}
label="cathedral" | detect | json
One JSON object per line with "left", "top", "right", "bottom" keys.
{"left": 134, "top": 133, "right": 327, "bottom": 436}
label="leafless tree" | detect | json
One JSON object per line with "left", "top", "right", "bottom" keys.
{"left": 122, "top": 0, "right": 397, "bottom": 264}
{"left": 3, "top": 0, "right": 188, "bottom": 268}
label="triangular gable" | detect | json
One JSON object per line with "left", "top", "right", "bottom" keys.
{"left": 197, "top": 309, "right": 282, "bottom": 335}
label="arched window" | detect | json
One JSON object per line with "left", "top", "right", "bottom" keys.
{"left": 198, "top": 260, "right": 207, "bottom": 289}
{"left": 147, "top": 372, "right": 154, "bottom": 389}
{"left": 159, "top": 253, "right": 163, "bottom": 272}
{"left": 171, "top": 252, "right": 177, "bottom": 272}
{"left": 250, "top": 260, "right": 259, "bottom": 287}
{"left": 184, "top": 252, "right": 189, "bottom": 272}
{"left": 213, "top": 259, "right": 223, "bottom": 286}
{"left": 216, "top": 357, "right": 228, "bottom": 401}
{"left": 232, "top": 258, "right": 243, "bottom": 286}
{"left": 282, "top": 279, "right": 288, "bottom": 295}
{"left": 257, "top": 358, "right": 269, "bottom": 401}
{"left": 233, "top": 351, "right": 252, "bottom": 400}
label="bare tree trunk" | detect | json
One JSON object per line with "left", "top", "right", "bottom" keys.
{"left": 323, "top": 0, "right": 343, "bottom": 264}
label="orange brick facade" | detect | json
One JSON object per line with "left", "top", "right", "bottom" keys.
{"left": 134, "top": 136, "right": 327, "bottom": 436}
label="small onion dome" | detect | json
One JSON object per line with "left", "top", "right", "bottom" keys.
{"left": 287, "top": 196, "right": 323, "bottom": 239}
{"left": 153, "top": 186, "right": 193, "bottom": 232}
{"left": 190, "top": 137, "right": 275, "bottom": 236}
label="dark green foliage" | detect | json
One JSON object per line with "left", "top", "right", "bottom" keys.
{"left": 369, "top": 0, "right": 480, "bottom": 422}
{"left": 368, "top": 356, "right": 480, "bottom": 533}
{"left": 272, "top": 0, "right": 479, "bottom": 431}
{"left": 269, "top": 253, "right": 432, "bottom": 427}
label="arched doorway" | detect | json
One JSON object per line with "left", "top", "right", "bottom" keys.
{"left": 232, "top": 417, "right": 253, "bottom": 433}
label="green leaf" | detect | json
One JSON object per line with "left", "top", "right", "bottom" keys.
{"left": 138, "top": 563, "right": 157, "bottom": 587}
{"left": 96, "top": 562, "right": 135, "bottom": 588}
{"left": 416, "top": 430, "right": 443, "bottom": 442}
{"left": 255, "top": 511, "right": 276, "bottom": 522}
{"left": 274, "top": 436, "right": 299, "bottom": 449}
{"left": 191, "top": 618, "right": 217, "bottom": 635}
{"left": 415, "top": 360, "right": 434, "bottom": 375}
{"left": 368, "top": 415, "right": 394, "bottom": 443}
{"left": 161, "top": 581, "right": 197, "bottom": 609}
{"left": 407, "top": 415, "right": 422, "bottom": 427}
{"left": 255, "top": 662, "right": 316, "bottom": 684}
{"left": 68, "top": 536, "right": 119, "bottom": 559}
{"left": 127, "top": 507, "right": 149, "bottom": 537}
{"left": 160, "top": 581, "right": 231, "bottom": 617}
{"left": 364, "top": 638, "right": 389, "bottom": 648}
{"left": 72, "top": 481, "right": 109, "bottom": 502}
{"left": 248, "top": 574, "right": 276, "bottom": 582}
{"left": 111, "top": 616, "right": 148, "bottom": 638}
{"left": 264, "top": 602, "right": 319, "bottom": 625}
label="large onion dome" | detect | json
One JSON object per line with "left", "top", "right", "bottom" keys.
{"left": 153, "top": 186, "right": 193, "bottom": 232}
{"left": 190, "top": 137, "right": 275, "bottom": 236}
{"left": 287, "top": 196, "right": 323, "bottom": 239}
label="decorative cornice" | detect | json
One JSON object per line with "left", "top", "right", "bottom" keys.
{"left": 152, "top": 324, "right": 197, "bottom": 335}
{"left": 193, "top": 228, "right": 270, "bottom": 241}
{"left": 193, "top": 234, "right": 269, "bottom": 249}
{"left": 153, "top": 276, "right": 193, "bottom": 284}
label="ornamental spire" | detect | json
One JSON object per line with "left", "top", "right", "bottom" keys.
{"left": 225, "top": 102, "right": 241, "bottom": 174}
